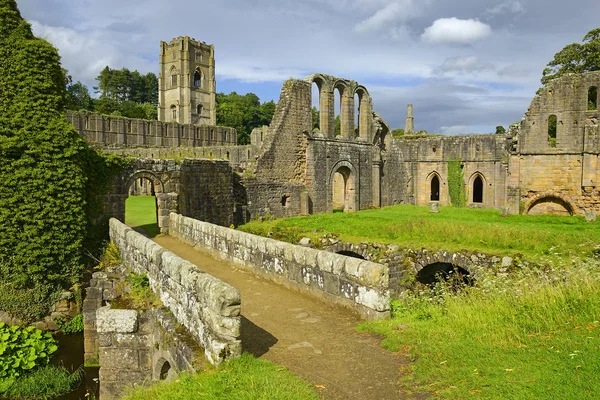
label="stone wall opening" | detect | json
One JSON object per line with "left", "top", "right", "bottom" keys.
{"left": 430, "top": 175, "right": 440, "bottom": 201}
{"left": 159, "top": 360, "right": 172, "bottom": 380}
{"left": 589, "top": 86, "right": 598, "bottom": 111}
{"left": 416, "top": 262, "right": 472, "bottom": 286}
{"left": 334, "top": 86, "right": 342, "bottom": 137}
{"left": 331, "top": 165, "right": 355, "bottom": 212}
{"left": 337, "top": 250, "right": 365, "bottom": 260}
{"left": 548, "top": 114, "right": 557, "bottom": 147}
{"left": 527, "top": 196, "right": 574, "bottom": 216}
{"left": 125, "top": 176, "right": 158, "bottom": 237}
{"left": 473, "top": 175, "right": 483, "bottom": 203}
{"left": 311, "top": 81, "right": 321, "bottom": 132}
{"left": 354, "top": 92, "right": 360, "bottom": 138}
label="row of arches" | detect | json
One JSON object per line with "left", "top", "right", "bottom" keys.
{"left": 309, "top": 75, "right": 371, "bottom": 141}
{"left": 429, "top": 172, "right": 485, "bottom": 204}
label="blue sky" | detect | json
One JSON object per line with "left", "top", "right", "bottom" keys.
{"left": 17, "top": 0, "right": 600, "bottom": 134}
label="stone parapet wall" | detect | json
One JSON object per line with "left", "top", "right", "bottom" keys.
{"left": 67, "top": 110, "right": 236, "bottom": 148}
{"left": 168, "top": 213, "right": 390, "bottom": 319}
{"left": 109, "top": 218, "right": 242, "bottom": 365}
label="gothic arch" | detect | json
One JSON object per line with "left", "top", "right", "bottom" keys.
{"left": 468, "top": 172, "right": 486, "bottom": 204}
{"left": 427, "top": 171, "right": 442, "bottom": 202}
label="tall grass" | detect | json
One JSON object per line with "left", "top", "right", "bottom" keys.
{"left": 359, "top": 260, "right": 600, "bottom": 399}
{"left": 122, "top": 353, "right": 319, "bottom": 400}
{"left": 0, "top": 365, "right": 83, "bottom": 399}
{"left": 239, "top": 205, "right": 599, "bottom": 261}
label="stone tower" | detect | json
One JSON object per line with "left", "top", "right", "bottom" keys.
{"left": 158, "top": 36, "right": 216, "bottom": 125}
{"left": 405, "top": 104, "right": 414, "bottom": 134}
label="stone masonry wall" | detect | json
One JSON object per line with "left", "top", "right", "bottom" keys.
{"left": 109, "top": 218, "right": 242, "bottom": 365}
{"left": 67, "top": 110, "right": 236, "bottom": 148}
{"left": 169, "top": 213, "right": 390, "bottom": 319}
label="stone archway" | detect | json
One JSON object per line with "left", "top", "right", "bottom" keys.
{"left": 329, "top": 161, "right": 357, "bottom": 213}
{"left": 525, "top": 192, "right": 577, "bottom": 216}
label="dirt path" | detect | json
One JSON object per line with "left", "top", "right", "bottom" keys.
{"left": 153, "top": 235, "right": 405, "bottom": 400}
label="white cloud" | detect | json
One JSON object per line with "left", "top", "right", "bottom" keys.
{"left": 484, "top": 1, "right": 526, "bottom": 17}
{"left": 354, "top": 1, "right": 404, "bottom": 33}
{"left": 421, "top": 18, "right": 492, "bottom": 44}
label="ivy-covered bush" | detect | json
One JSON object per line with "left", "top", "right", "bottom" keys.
{"left": 0, "top": 0, "right": 129, "bottom": 322}
{"left": 0, "top": 322, "right": 58, "bottom": 379}
{"left": 447, "top": 159, "right": 467, "bottom": 208}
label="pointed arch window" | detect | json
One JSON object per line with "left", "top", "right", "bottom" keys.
{"left": 171, "top": 105, "right": 177, "bottom": 120}
{"left": 430, "top": 175, "right": 440, "bottom": 201}
{"left": 473, "top": 176, "right": 483, "bottom": 203}
{"left": 194, "top": 70, "right": 201, "bottom": 88}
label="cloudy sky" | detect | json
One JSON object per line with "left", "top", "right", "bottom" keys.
{"left": 17, "top": 0, "right": 600, "bottom": 134}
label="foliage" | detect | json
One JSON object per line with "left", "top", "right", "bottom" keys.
{"left": 548, "top": 114, "right": 557, "bottom": 147}
{"left": 541, "top": 27, "right": 600, "bottom": 85}
{"left": 238, "top": 205, "right": 600, "bottom": 262}
{"left": 125, "top": 195, "right": 159, "bottom": 238}
{"left": 96, "top": 242, "right": 122, "bottom": 271}
{"left": 447, "top": 159, "right": 466, "bottom": 207}
{"left": 495, "top": 125, "right": 506, "bottom": 134}
{"left": 334, "top": 115, "right": 341, "bottom": 136}
{"left": 216, "top": 92, "right": 275, "bottom": 144}
{"left": 0, "top": 323, "right": 58, "bottom": 379}
{"left": 0, "top": 365, "right": 83, "bottom": 399}
{"left": 112, "top": 272, "right": 161, "bottom": 310}
{"left": 65, "top": 73, "right": 94, "bottom": 111}
{"left": 359, "top": 259, "right": 600, "bottom": 399}
{"left": 588, "top": 86, "right": 598, "bottom": 110}
{"left": 54, "top": 313, "right": 84, "bottom": 335}
{"left": 311, "top": 106, "right": 319, "bottom": 130}
{"left": 391, "top": 128, "right": 405, "bottom": 138}
{"left": 0, "top": 0, "right": 91, "bottom": 320}
{"left": 122, "top": 353, "right": 320, "bottom": 400}
{"left": 94, "top": 66, "right": 158, "bottom": 105}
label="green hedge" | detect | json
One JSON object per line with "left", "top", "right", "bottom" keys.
{"left": 447, "top": 159, "right": 466, "bottom": 207}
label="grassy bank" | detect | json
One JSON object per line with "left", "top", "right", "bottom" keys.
{"left": 359, "top": 260, "right": 600, "bottom": 399}
{"left": 125, "top": 195, "right": 159, "bottom": 238}
{"left": 239, "top": 205, "right": 599, "bottom": 261}
{"left": 122, "top": 353, "right": 320, "bottom": 400}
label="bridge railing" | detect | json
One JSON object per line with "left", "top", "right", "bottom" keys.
{"left": 169, "top": 213, "right": 390, "bottom": 320}
{"left": 109, "top": 218, "right": 242, "bottom": 365}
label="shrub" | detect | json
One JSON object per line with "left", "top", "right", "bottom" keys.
{"left": 54, "top": 313, "right": 84, "bottom": 335}
{"left": 0, "top": 323, "right": 58, "bottom": 379}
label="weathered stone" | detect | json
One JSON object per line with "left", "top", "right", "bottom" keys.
{"left": 97, "top": 307, "right": 138, "bottom": 334}
{"left": 501, "top": 257, "right": 513, "bottom": 268}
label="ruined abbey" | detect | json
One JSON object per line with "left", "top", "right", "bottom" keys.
{"left": 66, "top": 36, "right": 600, "bottom": 232}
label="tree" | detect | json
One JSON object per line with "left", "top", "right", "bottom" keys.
{"left": 66, "top": 81, "right": 94, "bottom": 111}
{"left": 216, "top": 92, "right": 276, "bottom": 144}
{"left": 391, "top": 128, "right": 405, "bottom": 138}
{"left": 495, "top": 125, "right": 506, "bottom": 134}
{"left": 542, "top": 27, "right": 600, "bottom": 85}
{"left": 311, "top": 107, "right": 320, "bottom": 130}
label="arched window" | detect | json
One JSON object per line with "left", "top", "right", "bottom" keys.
{"left": 171, "top": 105, "right": 177, "bottom": 120}
{"left": 430, "top": 175, "right": 440, "bottom": 201}
{"left": 589, "top": 86, "right": 598, "bottom": 111}
{"left": 194, "top": 70, "right": 201, "bottom": 88}
{"left": 197, "top": 104, "right": 203, "bottom": 115}
{"left": 548, "top": 115, "right": 557, "bottom": 147}
{"left": 473, "top": 176, "right": 483, "bottom": 203}
{"left": 171, "top": 72, "right": 178, "bottom": 87}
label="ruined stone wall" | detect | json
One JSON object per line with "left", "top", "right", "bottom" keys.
{"left": 306, "top": 137, "right": 374, "bottom": 214}
{"left": 169, "top": 213, "right": 390, "bottom": 319}
{"left": 384, "top": 135, "right": 509, "bottom": 208}
{"left": 100, "top": 145, "right": 258, "bottom": 169}
{"left": 179, "top": 160, "right": 234, "bottom": 226}
{"left": 109, "top": 218, "right": 242, "bottom": 364}
{"left": 514, "top": 71, "right": 600, "bottom": 214}
{"left": 255, "top": 79, "right": 312, "bottom": 184}
{"left": 67, "top": 110, "right": 236, "bottom": 148}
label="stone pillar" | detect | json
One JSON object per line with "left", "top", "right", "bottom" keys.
{"left": 341, "top": 92, "right": 354, "bottom": 139}
{"left": 372, "top": 161, "right": 381, "bottom": 208}
{"left": 359, "top": 96, "right": 371, "bottom": 141}
{"left": 321, "top": 89, "right": 335, "bottom": 139}
{"left": 405, "top": 104, "right": 414, "bottom": 135}
{"left": 156, "top": 193, "right": 178, "bottom": 233}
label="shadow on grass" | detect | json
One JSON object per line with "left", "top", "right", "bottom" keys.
{"left": 130, "top": 223, "right": 159, "bottom": 238}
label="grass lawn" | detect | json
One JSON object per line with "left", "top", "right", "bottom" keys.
{"left": 122, "top": 353, "right": 320, "bottom": 400}
{"left": 359, "top": 262, "right": 600, "bottom": 399}
{"left": 239, "top": 205, "right": 600, "bottom": 261}
{"left": 125, "top": 195, "right": 159, "bottom": 238}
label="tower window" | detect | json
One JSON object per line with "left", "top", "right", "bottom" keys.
{"left": 194, "top": 70, "right": 201, "bottom": 88}
{"left": 171, "top": 74, "right": 177, "bottom": 87}
{"left": 197, "top": 104, "right": 203, "bottom": 115}
{"left": 171, "top": 105, "right": 177, "bottom": 120}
